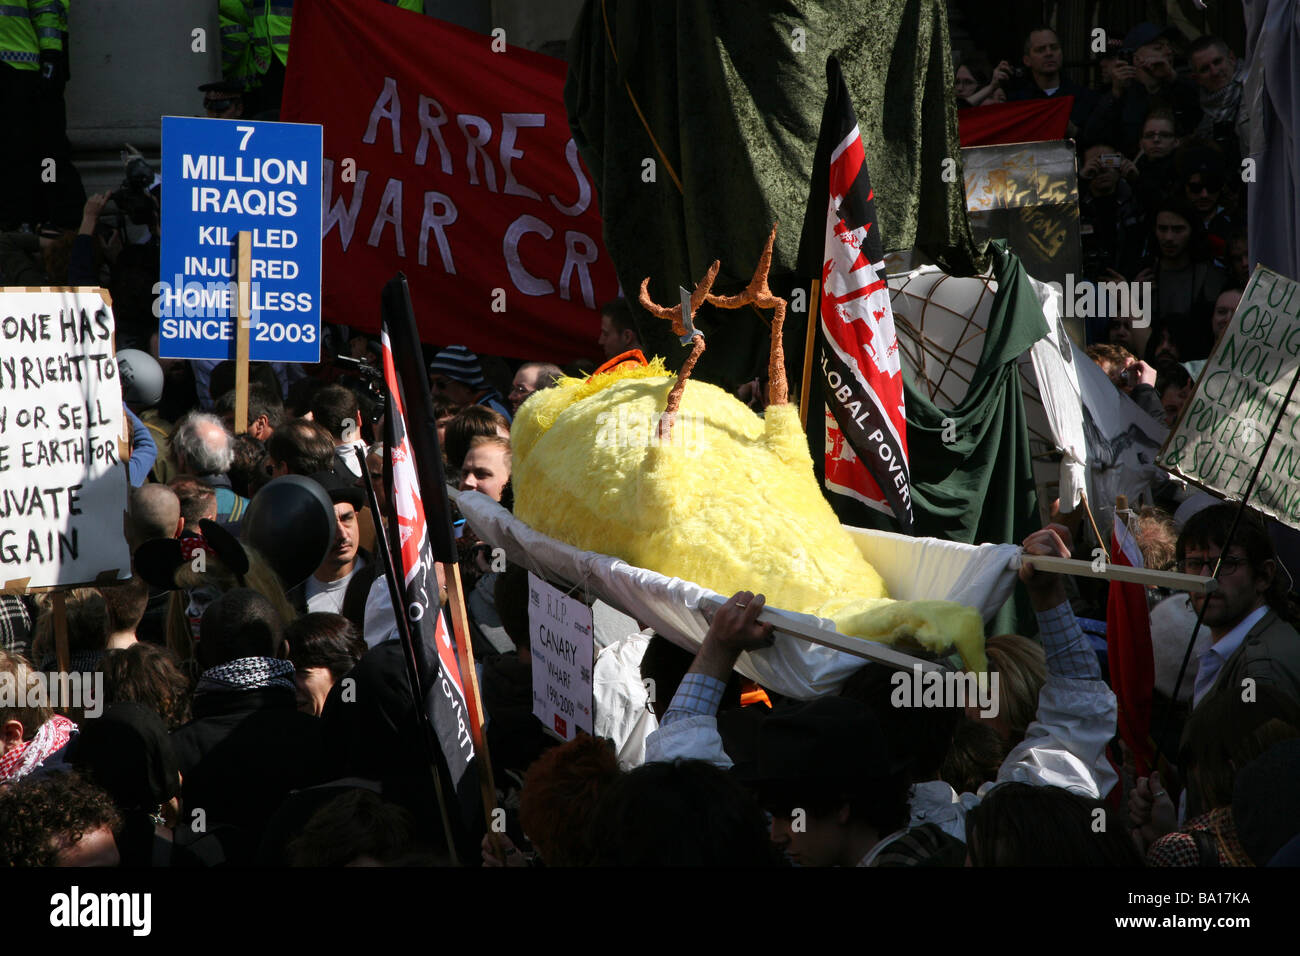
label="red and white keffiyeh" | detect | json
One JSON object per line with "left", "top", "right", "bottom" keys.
{"left": 0, "top": 714, "right": 76, "bottom": 784}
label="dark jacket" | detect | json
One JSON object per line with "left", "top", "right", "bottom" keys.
{"left": 171, "top": 685, "right": 326, "bottom": 864}
{"left": 1205, "top": 609, "right": 1300, "bottom": 707}
{"left": 1085, "top": 77, "right": 1202, "bottom": 156}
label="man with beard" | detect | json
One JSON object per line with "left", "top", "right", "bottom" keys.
{"left": 1175, "top": 504, "right": 1300, "bottom": 711}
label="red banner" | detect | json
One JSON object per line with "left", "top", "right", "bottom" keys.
{"left": 282, "top": 0, "right": 619, "bottom": 362}
{"left": 958, "top": 98, "right": 1073, "bottom": 148}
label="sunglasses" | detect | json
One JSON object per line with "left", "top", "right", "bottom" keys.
{"left": 205, "top": 98, "right": 238, "bottom": 112}
{"left": 1186, "top": 180, "right": 1222, "bottom": 194}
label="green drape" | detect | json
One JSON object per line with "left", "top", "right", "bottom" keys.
{"left": 813, "top": 242, "right": 1046, "bottom": 635}
{"left": 564, "top": 0, "right": 985, "bottom": 387}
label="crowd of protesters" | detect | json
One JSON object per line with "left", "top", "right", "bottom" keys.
{"left": 956, "top": 21, "right": 1249, "bottom": 386}
{"left": 2, "top": 6, "right": 1299, "bottom": 870}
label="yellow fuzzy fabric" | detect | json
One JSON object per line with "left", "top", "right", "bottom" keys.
{"left": 513, "top": 369, "right": 986, "bottom": 671}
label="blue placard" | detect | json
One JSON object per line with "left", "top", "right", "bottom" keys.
{"left": 159, "top": 116, "right": 322, "bottom": 363}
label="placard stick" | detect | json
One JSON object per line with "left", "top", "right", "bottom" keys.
{"left": 441, "top": 560, "right": 501, "bottom": 837}
{"left": 51, "top": 591, "right": 70, "bottom": 674}
{"left": 352, "top": 448, "right": 459, "bottom": 864}
{"left": 1017, "top": 554, "right": 1218, "bottom": 593}
{"left": 697, "top": 592, "right": 947, "bottom": 671}
{"left": 799, "top": 278, "right": 821, "bottom": 431}
{"left": 1079, "top": 492, "right": 1109, "bottom": 563}
{"left": 234, "top": 231, "right": 252, "bottom": 433}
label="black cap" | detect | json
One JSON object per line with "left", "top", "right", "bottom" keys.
{"left": 1122, "top": 22, "right": 1175, "bottom": 52}
{"left": 198, "top": 79, "right": 244, "bottom": 95}
{"left": 309, "top": 469, "right": 366, "bottom": 511}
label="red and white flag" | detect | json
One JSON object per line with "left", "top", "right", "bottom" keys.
{"left": 380, "top": 322, "right": 477, "bottom": 798}
{"left": 805, "top": 58, "right": 913, "bottom": 530}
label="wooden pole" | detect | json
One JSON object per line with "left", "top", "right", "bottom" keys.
{"left": 1079, "top": 492, "right": 1109, "bottom": 563}
{"left": 799, "top": 278, "right": 820, "bottom": 431}
{"left": 441, "top": 560, "right": 500, "bottom": 839}
{"left": 1017, "top": 553, "right": 1218, "bottom": 593}
{"left": 696, "top": 592, "right": 947, "bottom": 671}
{"left": 51, "top": 591, "right": 70, "bottom": 674}
{"left": 234, "top": 231, "right": 252, "bottom": 433}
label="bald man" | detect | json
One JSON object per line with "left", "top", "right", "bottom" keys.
{"left": 128, "top": 484, "right": 182, "bottom": 550}
{"left": 509, "top": 362, "right": 564, "bottom": 414}
{"left": 128, "top": 483, "right": 183, "bottom": 648}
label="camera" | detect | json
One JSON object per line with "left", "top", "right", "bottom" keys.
{"left": 334, "top": 353, "right": 387, "bottom": 425}
{"left": 109, "top": 156, "right": 159, "bottom": 227}
{"left": 1099, "top": 153, "right": 1124, "bottom": 169}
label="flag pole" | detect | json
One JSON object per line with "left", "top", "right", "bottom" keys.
{"left": 381, "top": 275, "right": 500, "bottom": 842}
{"left": 799, "top": 278, "right": 821, "bottom": 431}
{"left": 354, "top": 446, "right": 460, "bottom": 865}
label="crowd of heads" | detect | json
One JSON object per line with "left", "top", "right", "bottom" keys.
{"left": 3, "top": 7, "right": 1297, "bottom": 873}
{"left": 956, "top": 19, "right": 1250, "bottom": 378}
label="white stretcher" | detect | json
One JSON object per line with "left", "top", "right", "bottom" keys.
{"left": 451, "top": 487, "right": 1022, "bottom": 700}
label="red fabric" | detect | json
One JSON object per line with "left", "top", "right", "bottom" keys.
{"left": 957, "top": 98, "right": 1073, "bottom": 147}
{"left": 1107, "top": 519, "right": 1156, "bottom": 777}
{"left": 281, "top": 0, "right": 619, "bottom": 362}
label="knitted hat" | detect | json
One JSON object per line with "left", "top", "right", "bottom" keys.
{"left": 428, "top": 346, "right": 485, "bottom": 388}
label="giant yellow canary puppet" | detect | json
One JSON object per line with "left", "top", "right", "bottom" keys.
{"left": 512, "top": 226, "right": 986, "bottom": 671}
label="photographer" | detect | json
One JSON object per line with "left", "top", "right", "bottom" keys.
{"left": 953, "top": 58, "right": 1010, "bottom": 109}
{"left": 1085, "top": 23, "right": 1202, "bottom": 156}
{"left": 1007, "top": 26, "right": 1097, "bottom": 136}
{"left": 1078, "top": 141, "right": 1144, "bottom": 282}
{"left": 1085, "top": 344, "right": 1164, "bottom": 424}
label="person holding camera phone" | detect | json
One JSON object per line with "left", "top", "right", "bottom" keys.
{"left": 1085, "top": 23, "right": 1202, "bottom": 156}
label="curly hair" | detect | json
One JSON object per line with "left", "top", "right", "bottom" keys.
{"left": 287, "top": 789, "right": 415, "bottom": 866}
{"left": 518, "top": 733, "right": 620, "bottom": 865}
{"left": 97, "top": 643, "right": 193, "bottom": 730}
{"left": 0, "top": 771, "right": 121, "bottom": 867}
